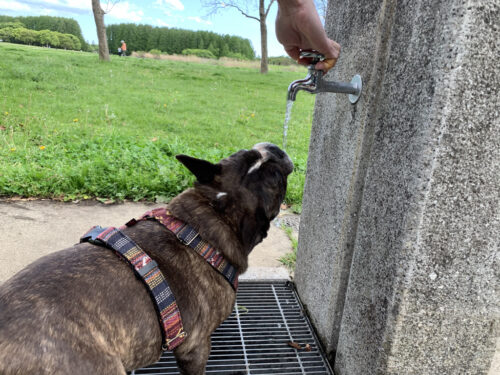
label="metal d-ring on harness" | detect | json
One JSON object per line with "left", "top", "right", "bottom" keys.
{"left": 80, "top": 208, "right": 239, "bottom": 351}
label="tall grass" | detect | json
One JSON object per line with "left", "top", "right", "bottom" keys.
{"left": 0, "top": 43, "right": 314, "bottom": 203}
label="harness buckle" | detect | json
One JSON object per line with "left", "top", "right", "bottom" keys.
{"left": 80, "top": 225, "right": 107, "bottom": 245}
{"left": 180, "top": 234, "right": 198, "bottom": 246}
{"left": 178, "top": 227, "right": 199, "bottom": 246}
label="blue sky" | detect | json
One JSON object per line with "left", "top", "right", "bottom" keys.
{"left": 0, "top": 0, "right": 287, "bottom": 56}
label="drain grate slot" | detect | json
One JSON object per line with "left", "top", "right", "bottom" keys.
{"left": 131, "top": 281, "right": 333, "bottom": 375}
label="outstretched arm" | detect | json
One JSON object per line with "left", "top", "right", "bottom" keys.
{"left": 276, "top": 0, "right": 340, "bottom": 72}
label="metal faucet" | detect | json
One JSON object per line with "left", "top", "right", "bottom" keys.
{"left": 287, "top": 51, "right": 362, "bottom": 104}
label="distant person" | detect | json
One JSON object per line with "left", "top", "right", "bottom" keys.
{"left": 120, "top": 40, "right": 127, "bottom": 56}
{"left": 276, "top": 0, "right": 340, "bottom": 72}
{"left": 117, "top": 47, "right": 122, "bottom": 55}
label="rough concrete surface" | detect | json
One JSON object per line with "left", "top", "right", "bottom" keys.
{"left": 295, "top": 0, "right": 394, "bottom": 359}
{"left": 295, "top": 0, "right": 499, "bottom": 374}
{"left": 0, "top": 200, "right": 294, "bottom": 283}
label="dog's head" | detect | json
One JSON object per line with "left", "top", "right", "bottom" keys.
{"left": 176, "top": 143, "right": 293, "bottom": 253}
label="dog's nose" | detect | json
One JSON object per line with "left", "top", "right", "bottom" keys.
{"left": 252, "top": 143, "right": 294, "bottom": 175}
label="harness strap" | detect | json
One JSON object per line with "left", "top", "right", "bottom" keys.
{"left": 135, "top": 208, "right": 239, "bottom": 290}
{"left": 80, "top": 226, "right": 186, "bottom": 351}
{"left": 79, "top": 209, "right": 238, "bottom": 352}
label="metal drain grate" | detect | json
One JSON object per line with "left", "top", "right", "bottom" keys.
{"left": 131, "top": 281, "right": 333, "bottom": 375}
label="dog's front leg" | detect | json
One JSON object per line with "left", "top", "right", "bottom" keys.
{"left": 174, "top": 337, "right": 211, "bottom": 375}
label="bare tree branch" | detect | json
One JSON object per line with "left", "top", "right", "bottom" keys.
{"left": 222, "top": 2, "right": 260, "bottom": 22}
{"left": 265, "top": 0, "right": 276, "bottom": 17}
{"left": 203, "top": 1, "right": 260, "bottom": 22}
{"left": 201, "top": 0, "right": 276, "bottom": 73}
{"left": 102, "top": 0, "right": 120, "bottom": 14}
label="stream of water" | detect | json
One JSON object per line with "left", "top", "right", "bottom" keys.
{"left": 282, "top": 99, "right": 294, "bottom": 150}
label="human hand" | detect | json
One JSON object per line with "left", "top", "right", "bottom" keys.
{"left": 276, "top": 0, "right": 340, "bottom": 72}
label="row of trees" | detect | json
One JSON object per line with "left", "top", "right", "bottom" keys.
{"left": 0, "top": 22, "right": 81, "bottom": 50}
{"left": 0, "top": 15, "right": 88, "bottom": 51}
{"left": 106, "top": 23, "right": 255, "bottom": 59}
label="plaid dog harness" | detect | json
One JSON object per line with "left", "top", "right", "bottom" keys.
{"left": 132, "top": 208, "right": 238, "bottom": 290}
{"left": 80, "top": 208, "right": 238, "bottom": 351}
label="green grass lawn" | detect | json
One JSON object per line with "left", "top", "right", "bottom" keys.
{"left": 0, "top": 43, "right": 314, "bottom": 205}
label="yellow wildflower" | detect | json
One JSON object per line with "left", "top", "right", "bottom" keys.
{"left": 10, "top": 147, "right": 16, "bottom": 152}
{"left": 163, "top": 104, "right": 167, "bottom": 107}
{"left": 39, "top": 145, "right": 46, "bottom": 150}
{"left": 4, "top": 112, "right": 8, "bottom": 116}
{"left": 73, "top": 118, "right": 79, "bottom": 122}
{"left": 250, "top": 113, "right": 255, "bottom": 118}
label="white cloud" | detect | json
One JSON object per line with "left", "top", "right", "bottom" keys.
{"left": 106, "top": 2, "right": 144, "bottom": 22}
{"left": 12, "top": 0, "right": 89, "bottom": 14}
{"left": 154, "top": 0, "right": 184, "bottom": 11}
{"left": 41, "top": 8, "right": 56, "bottom": 15}
{"left": 65, "top": 0, "right": 88, "bottom": 11}
{"left": 187, "top": 16, "right": 212, "bottom": 25}
{"left": 0, "top": 0, "right": 30, "bottom": 11}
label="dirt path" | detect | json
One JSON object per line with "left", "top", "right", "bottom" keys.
{"left": 0, "top": 199, "right": 296, "bottom": 283}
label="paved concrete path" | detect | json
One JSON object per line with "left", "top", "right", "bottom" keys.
{"left": 0, "top": 200, "right": 295, "bottom": 283}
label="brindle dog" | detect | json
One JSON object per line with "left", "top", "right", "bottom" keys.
{"left": 0, "top": 143, "right": 293, "bottom": 375}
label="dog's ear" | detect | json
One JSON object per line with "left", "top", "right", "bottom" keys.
{"left": 176, "top": 155, "right": 221, "bottom": 184}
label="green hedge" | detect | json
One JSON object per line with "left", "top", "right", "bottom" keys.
{"left": 0, "top": 15, "right": 88, "bottom": 50}
{"left": 0, "top": 25, "right": 81, "bottom": 50}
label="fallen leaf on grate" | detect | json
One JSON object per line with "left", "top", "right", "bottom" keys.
{"left": 288, "top": 341, "right": 313, "bottom": 351}
{"left": 288, "top": 341, "right": 302, "bottom": 350}
{"left": 237, "top": 305, "right": 249, "bottom": 314}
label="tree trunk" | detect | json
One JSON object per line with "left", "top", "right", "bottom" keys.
{"left": 259, "top": 0, "right": 268, "bottom": 74}
{"left": 91, "top": 0, "right": 110, "bottom": 61}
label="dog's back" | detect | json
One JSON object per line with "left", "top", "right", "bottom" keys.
{"left": 0, "top": 143, "right": 294, "bottom": 374}
{"left": 0, "top": 245, "right": 162, "bottom": 375}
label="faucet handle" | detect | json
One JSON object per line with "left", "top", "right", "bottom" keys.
{"left": 299, "top": 50, "right": 325, "bottom": 65}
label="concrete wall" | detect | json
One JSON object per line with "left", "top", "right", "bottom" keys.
{"left": 294, "top": 0, "right": 499, "bottom": 374}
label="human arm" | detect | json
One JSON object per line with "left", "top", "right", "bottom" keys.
{"left": 275, "top": 0, "right": 340, "bottom": 72}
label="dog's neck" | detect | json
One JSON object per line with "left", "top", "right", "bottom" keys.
{"left": 167, "top": 189, "right": 249, "bottom": 273}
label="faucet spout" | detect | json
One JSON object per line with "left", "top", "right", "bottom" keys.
{"left": 287, "top": 66, "right": 319, "bottom": 102}
{"left": 287, "top": 65, "right": 363, "bottom": 104}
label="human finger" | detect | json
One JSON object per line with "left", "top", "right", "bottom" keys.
{"left": 312, "top": 38, "right": 340, "bottom": 60}
{"left": 315, "top": 57, "right": 337, "bottom": 72}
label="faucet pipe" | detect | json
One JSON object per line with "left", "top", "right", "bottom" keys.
{"left": 287, "top": 65, "right": 362, "bottom": 104}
